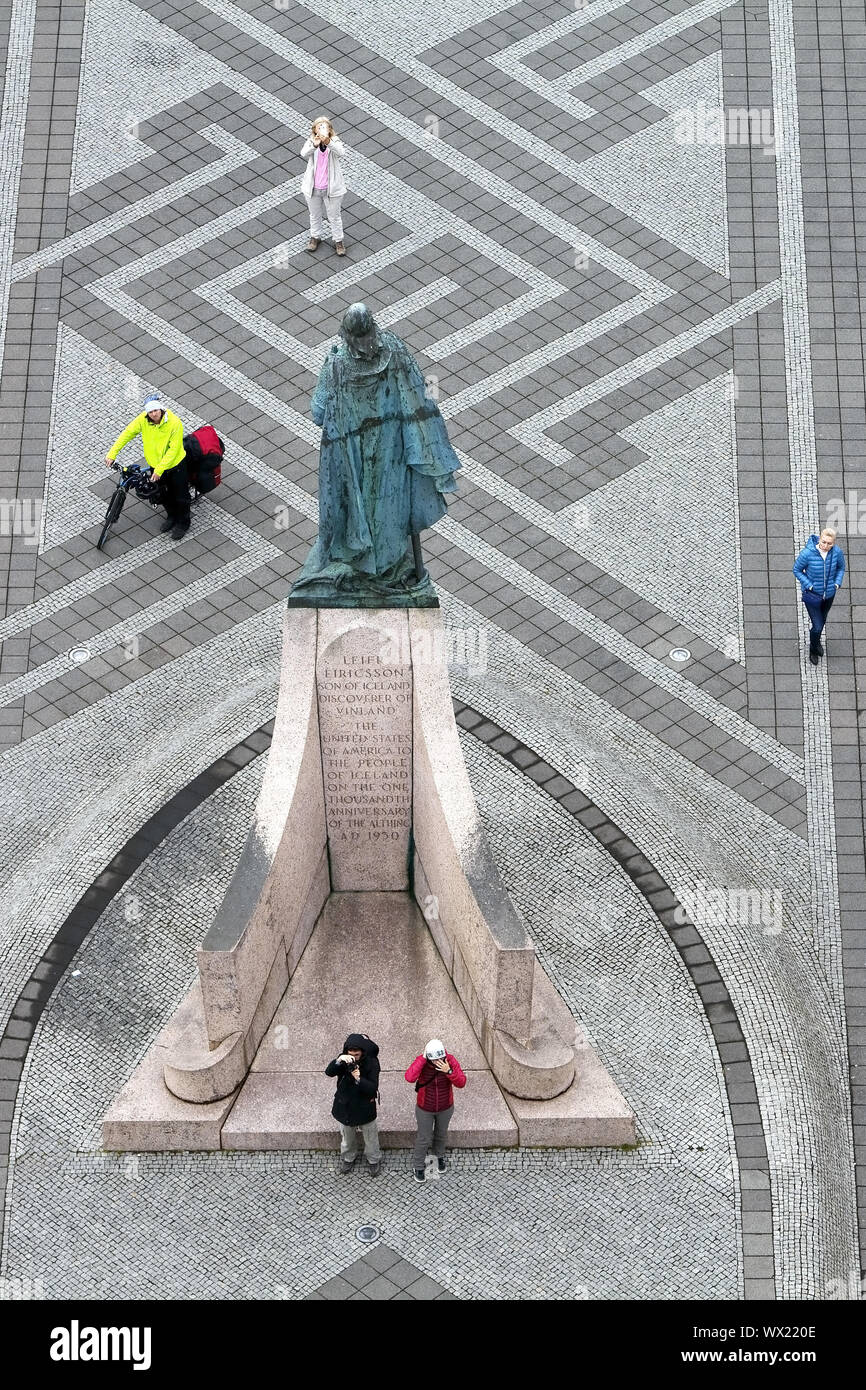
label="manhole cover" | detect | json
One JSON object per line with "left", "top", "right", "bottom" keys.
{"left": 669, "top": 647, "right": 691, "bottom": 663}
{"left": 68, "top": 646, "right": 92, "bottom": 664}
{"left": 356, "top": 1225, "right": 380, "bottom": 1244}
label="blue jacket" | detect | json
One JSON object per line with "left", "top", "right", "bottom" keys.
{"left": 793, "top": 536, "right": 845, "bottom": 597}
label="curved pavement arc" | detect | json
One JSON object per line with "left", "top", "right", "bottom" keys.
{"left": 0, "top": 699, "right": 773, "bottom": 1297}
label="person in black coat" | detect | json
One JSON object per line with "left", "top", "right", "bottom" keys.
{"left": 325, "top": 1032, "right": 381, "bottom": 1176}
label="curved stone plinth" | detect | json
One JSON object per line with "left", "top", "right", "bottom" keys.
{"left": 408, "top": 608, "right": 578, "bottom": 1100}
{"left": 491, "top": 965, "right": 578, "bottom": 1101}
{"left": 194, "top": 608, "right": 328, "bottom": 1057}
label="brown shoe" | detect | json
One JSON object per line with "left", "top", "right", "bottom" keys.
{"left": 335, "top": 241, "right": 346, "bottom": 256}
{"left": 305, "top": 237, "right": 320, "bottom": 252}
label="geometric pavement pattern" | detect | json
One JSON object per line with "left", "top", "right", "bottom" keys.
{"left": 0, "top": 0, "right": 863, "bottom": 1299}
{"left": 306, "top": 1248, "right": 455, "bottom": 1302}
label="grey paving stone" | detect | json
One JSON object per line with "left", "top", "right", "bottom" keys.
{"left": 359, "top": 1274, "right": 402, "bottom": 1300}
{"left": 359, "top": 1244, "right": 402, "bottom": 1275}
{"left": 402, "top": 1273, "right": 446, "bottom": 1300}
{"left": 315, "top": 1274, "right": 358, "bottom": 1300}
{"left": 377, "top": 1258, "right": 428, "bottom": 1291}
{"left": 743, "top": 1279, "right": 777, "bottom": 1300}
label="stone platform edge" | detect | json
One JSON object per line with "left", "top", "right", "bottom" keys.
{"left": 101, "top": 1024, "right": 636, "bottom": 1153}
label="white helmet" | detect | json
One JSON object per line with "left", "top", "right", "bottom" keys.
{"left": 425, "top": 1038, "right": 446, "bottom": 1061}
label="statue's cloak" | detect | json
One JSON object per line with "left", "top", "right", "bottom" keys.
{"left": 291, "top": 332, "right": 460, "bottom": 601}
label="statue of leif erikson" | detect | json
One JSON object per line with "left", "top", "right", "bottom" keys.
{"left": 288, "top": 303, "right": 461, "bottom": 607}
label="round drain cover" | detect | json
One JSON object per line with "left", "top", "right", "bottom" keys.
{"left": 68, "top": 646, "right": 92, "bottom": 664}
{"left": 669, "top": 647, "right": 691, "bottom": 663}
{"left": 356, "top": 1225, "right": 380, "bottom": 1244}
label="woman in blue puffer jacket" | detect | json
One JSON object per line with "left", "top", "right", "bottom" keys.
{"left": 792, "top": 527, "right": 845, "bottom": 664}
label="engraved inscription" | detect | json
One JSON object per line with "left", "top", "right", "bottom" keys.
{"left": 316, "top": 636, "right": 412, "bottom": 889}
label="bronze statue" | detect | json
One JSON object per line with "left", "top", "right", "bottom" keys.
{"left": 289, "top": 304, "right": 460, "bottom": 607}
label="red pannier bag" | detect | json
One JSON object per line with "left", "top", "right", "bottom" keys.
{"left": 183, "top": 424, "right": 225, "bottom": 493}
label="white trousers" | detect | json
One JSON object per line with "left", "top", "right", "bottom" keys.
{"left": 306, "top": 190, "right": 343, "bottom": 242}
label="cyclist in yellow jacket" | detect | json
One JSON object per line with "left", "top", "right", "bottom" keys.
{"left": 105, "top": 395, "right": 190, "bottom": 538}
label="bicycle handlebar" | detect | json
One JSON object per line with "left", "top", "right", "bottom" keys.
{"left": 110, "top": 460, "right": 152, "bottom": 477}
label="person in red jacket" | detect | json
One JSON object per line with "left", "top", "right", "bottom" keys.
{"left": 404, "top": 1038, "right": 466, "bottom": 1183}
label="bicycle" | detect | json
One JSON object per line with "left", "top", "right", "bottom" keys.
{"left": 96, "top": 460, "right": 164, "bottom": 551}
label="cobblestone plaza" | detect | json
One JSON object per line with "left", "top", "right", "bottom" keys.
{"left": 0, "top": 0, "right": 864, "bottom": 1303}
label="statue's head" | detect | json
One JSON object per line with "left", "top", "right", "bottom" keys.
{"left": 340, "top": 303, "right": 381, "bottom": 360}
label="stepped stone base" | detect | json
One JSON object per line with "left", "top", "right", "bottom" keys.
{"left": 506, "top": 1036, "right": 636, "bottom": 1147}
{"left": 102, "top": 1050, "right": 239, "bottom": 1152}
{"left": 221, "top": 1070, "right": 517, "bottom": 1149}
{"left": 103, "top": 892, "right": 635, "bottom": 1151}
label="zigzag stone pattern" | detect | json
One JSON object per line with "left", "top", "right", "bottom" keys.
{"left": 0, "top": 0, "right": 859, "bottom": 1301}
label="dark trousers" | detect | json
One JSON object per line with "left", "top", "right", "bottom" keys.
{"left": 161, "top": 458, "right": 191, "bottom": 527}
{"left": 412, "top": 1104, "right": 454, "bottom": 1169}
{"left": 802, "top": 590, "right": 834, "bottom": 651}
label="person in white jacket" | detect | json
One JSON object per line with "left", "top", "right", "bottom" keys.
{"left": 301, "top": 116, "right": 347, "bottom": 255}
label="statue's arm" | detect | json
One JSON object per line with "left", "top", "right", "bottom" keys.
{"left": 435, "top": 471, "right": 459, "bottom": 493}
{"left": 398, "top": 350, "right": 460, "bottom": 491}
{"left": 311, "top": 352, "right": 336, "bottom": 426}
{"left": 404, "top": 352, "right": 429, "bottom": 397}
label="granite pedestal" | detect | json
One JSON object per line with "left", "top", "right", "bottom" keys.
{"left": 102, "top": 608, "right": 635, "bottom": 1150}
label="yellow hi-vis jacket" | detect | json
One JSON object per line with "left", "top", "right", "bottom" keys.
{"left": 108, "top": 409, "right": 185, "bottom": 477}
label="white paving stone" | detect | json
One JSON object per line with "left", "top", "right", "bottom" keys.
{"left": 575, "top": 112, "right": 729, "bottom": 277}
{"left": 0, "top": 603, "right": 283, "bottom": 1039}
{"left": 41, "top": 325, "right": 155, "bottom": 551}
{"left": 768, "top": 0, "right": 856, "bottom": 1291}
{"left": 562, "top": 374, "right": 744, "bottom": 659}
{"left": 643, "top": 51, "right": 724, "bottom": 117}
{"left": 70, "top": 0, "right": 217, "bottom": 195}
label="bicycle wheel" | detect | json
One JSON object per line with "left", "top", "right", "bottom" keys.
{"left": 97, "top": 488, "right": 126, "bottom": 550}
